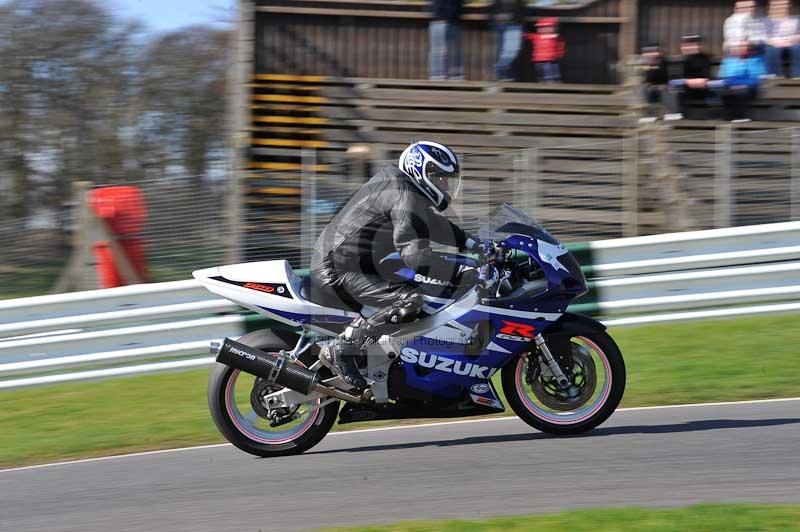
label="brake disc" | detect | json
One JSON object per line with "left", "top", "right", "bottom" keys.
{"left": 531, "top": 342, "right": 597, "bottom": 411}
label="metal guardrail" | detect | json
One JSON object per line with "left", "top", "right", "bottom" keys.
{"left": 0, "top": 280, "right": 212, "bottom": 323}
{"left": 1, "top": 221, "right": 798, "bottom": 390}
{"left": 580, "top": 221, "right": 800, "bottom": 276}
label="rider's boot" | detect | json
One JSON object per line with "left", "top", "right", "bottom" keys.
{"left": 328, "top": 316, "right": 374, "bottom": 390}
{"left": 329, "top": 338, "right": 368, "bottom": 390}
{"left": 327, "top": 296, "right": 422, "bottom": 391}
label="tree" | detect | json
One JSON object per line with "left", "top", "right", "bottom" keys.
{"left": 137, "top": 26, "right": 231, "bottom": 185}
{"left": 0, "top": 0, "right": 231, "bottom": 221}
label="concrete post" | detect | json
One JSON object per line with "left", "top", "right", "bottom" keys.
{"left": 301, "top": 149, "right": 318, "bottom": 269}
{"left": 715, "top": 124, "right": 733, "bottom": 228}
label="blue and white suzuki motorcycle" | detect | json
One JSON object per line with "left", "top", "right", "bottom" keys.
{"left": 194, "top": 205, "right": 625, "bottom": 457}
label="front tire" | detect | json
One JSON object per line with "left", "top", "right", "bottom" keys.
{"left": 501, "top": 330, "right": 625, "bottom": 436}
{"left": 208, "top": 330, "right": 339, "bottom": 457}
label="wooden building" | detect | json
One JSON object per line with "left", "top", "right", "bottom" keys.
{"left": 249, "top": 0, "right": 631, "bottom": 84}
{"left": 245, "top": 1, "right": 800, "bottom": 85}
{"left": 230, "top": 0, "right": 800, "bottom": 261}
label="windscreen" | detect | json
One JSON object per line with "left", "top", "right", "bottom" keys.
{"left": 478, "top": 204, "right": 586, "bottom": 290}
{"left": 477, "top": 204, "right": 559, "bottom": 245}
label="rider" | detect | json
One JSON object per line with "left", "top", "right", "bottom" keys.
{"left": 310, "top": 140, "right": 484, "bottom": 389}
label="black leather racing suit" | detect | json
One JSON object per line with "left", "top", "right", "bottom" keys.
{"left": 310, "top": 165, "right": 471, "bottom": 310}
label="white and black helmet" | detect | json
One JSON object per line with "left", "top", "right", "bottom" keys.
{"left": 398, "top": 140, "right": 462, "bottom": 211}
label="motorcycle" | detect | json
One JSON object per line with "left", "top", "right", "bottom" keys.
{"left": 193, "top": 204, "right": 625, "bottom": 457}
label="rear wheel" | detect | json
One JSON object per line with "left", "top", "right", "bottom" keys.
{"left": 208, "top": 330, "right": 339, "bottom": 457}
{"left": 501, "top": 331, "right": 625, "bottom": 436}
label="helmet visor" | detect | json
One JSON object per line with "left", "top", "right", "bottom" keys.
{"left": 449, "top": 172, "right": 462, "bottom": 201}
{"left": 425, "top": 162, "right": 462, "bottom": 204}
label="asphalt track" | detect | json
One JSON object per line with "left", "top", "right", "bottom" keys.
{"left": 2, "top": 398, "right": 800, "bottom": 532}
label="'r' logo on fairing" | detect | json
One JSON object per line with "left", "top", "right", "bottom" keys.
{"left": 499, "top": 321, "right": 536, "bottom": 338}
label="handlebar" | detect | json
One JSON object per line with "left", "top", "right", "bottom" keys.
{"left": 474, "top": 240, "right": 504, "bottom": 265}
{"left": 472, "top": 241, "right": 511, "bottom": 296}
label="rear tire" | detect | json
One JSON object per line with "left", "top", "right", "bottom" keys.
{"left": 208, "top": 329, "right": 339, "bottom": 457}
{"left": 501, "top": 330, "right": 625, "bottom": 436}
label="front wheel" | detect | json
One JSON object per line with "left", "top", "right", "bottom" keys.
{"left": 501, "top": 330, "right": 625, "bottom": 436}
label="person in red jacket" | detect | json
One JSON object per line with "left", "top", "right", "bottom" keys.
{"left": 525, "top": 17, "right": 565, "bottom": 82}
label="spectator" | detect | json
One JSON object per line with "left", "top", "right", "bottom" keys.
{"left": 665, "top": 35, "right": 714, "bottom": 120}
{"left": 490, "top": 0, "right": 527, "bottom": 81}
{"left": 750, "top": 10, "right": 770, "bottom": 56}
{"left": 724, "top": 0, "right": 758, "bottom": 51}
{"left": 429, "top": 0, "right": 464, "bottom": 80}
{"left": 524, "top": 17, "right": 565, "bottom": 83}
{"left": 639, "top": 43, "right": 669, "bottom": 118}
{"left": 713, "top": 40, "right": 768, "bottom": 121}
{"left": 765, "top": 0, "right": 800, "bottom": 78}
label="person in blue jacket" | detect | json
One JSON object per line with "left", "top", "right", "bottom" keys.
{"left": 714, "top": 40, "right": 768, "bottom": 121}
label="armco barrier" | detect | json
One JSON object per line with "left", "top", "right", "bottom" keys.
{"left": 575, "top": 221, "right": 800, "bottom": 277}
{"left": 0, "top": 280, "right": 216, "bottom": 325}
{"left": 1, "top": 221, "right": 798, "bottom": 390}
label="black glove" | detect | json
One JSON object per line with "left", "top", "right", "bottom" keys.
{"left": 456, "top": 265, "right": 480, "bottom": 287}
{"left": 475, "top": 241, "right": 496, "bottom": 258}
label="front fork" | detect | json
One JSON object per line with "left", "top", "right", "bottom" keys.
{"left": 533, "top": 334, "right": 580, "bottom": 398}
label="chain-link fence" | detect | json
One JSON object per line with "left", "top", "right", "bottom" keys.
{"left": 135, "top": 175, "right": 235, "bottom": 281}
{"left": 668, "top": 126, "right": 800, "bottom": 230}
{"left": 242, "top": 157, "right": 365, "bottom": 268}
{"left": 2, "top": 127, "right": 799, "bottom": 298}
{"left": 0, "top": 175, "right": 235, "bottom": 299}
{"left": 0, "top": 218, "right": 70, "bottom": 300}
{"left": 286, "top": 139, "right": 631, "bottom": 271}
{"left": 286, "top": 127, "right": 800, "bottom": 269}
{"left": 287, "top": 137, "right": 637, "bottom": 270}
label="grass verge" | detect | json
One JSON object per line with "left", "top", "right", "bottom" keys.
{"left": 321, "top": 504, "right": 800, "bottom": 532}
{"left": 2, "top": 313, "right": 799, "bottom": 468}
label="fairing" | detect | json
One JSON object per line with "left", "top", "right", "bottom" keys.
{"left": 195, "top": 204, "right": 591, "bottom": 410}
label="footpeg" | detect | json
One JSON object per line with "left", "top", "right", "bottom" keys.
{"left": 318, "top": 343, "right": 335, "bottom": 370}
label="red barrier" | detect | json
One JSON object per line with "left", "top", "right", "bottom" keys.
{"left": 89, "top": 186, "right": 148, "bottom": 288}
